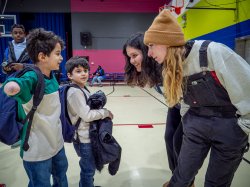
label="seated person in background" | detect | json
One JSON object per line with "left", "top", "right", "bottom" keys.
{"left": 1, "top": 24, "right": 30, "bottom": 78}
{"left": 90, "top": 65, "right": 106, "bottom": 87}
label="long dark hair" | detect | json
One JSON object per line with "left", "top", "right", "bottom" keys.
{"left": 123, "top": 33, "right": 162, "bottom": 87}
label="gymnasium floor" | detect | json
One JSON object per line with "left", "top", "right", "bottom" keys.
{"left": 0, "top": 85, "right": 249, "bottom": 187}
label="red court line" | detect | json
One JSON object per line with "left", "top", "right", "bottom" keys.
{"left": 113, "top": 123, "right": 165, "bottom": 126}
{"left": 138, "top": 124, "right": 153, "bottom": 128}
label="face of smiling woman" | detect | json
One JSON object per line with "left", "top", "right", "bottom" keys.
{"left": 126, "top": 46, "right": 143, "bottom": 72}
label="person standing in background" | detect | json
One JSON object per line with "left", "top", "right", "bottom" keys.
{"left": 1, "top": 24, "right": 30, "bottom": 78}
{"left": 1, "top": 24, "right": 31, "bottom": 148}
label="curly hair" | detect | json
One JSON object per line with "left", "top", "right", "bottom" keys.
{"left": 26, "top": 28, "right": 64, "bottom": 64}
{"left": 11, "top": 24, "right": 25, "bottom": 32}
{"left": 162, "top": 46, "right": 186, "bottom": 107}
{"left": 123, "top": 33, "right": 162, "bottom": 87}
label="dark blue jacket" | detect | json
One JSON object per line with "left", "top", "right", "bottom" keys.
{"left": 88, "top": 91, "right": 122, "bottom": 175}
{"left": 2, "top": 41, "right": 31, "bottom": 75}
{"left": 89, "top": 118, "right": 121, "bottom": 175}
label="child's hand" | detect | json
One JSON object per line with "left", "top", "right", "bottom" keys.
{"left": 3, "top": 65, "right": 12, "bottom": 72}
{"left": 10, "top": 63, "right": 24, "bottom": 71}
{"left": 107, "top": 110, "right": 114, "bottom": 119}
{"left": 4, "top": 81, "right": 20, "bottom": 96}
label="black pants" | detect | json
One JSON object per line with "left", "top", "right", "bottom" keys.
{"left": 165, "top": 107, "right": 198, "bottom": 186}
{"left": 165, "top": 106, "right": 182, "bottom": 172}
{"left": 169, "top": 111, "right": 248, "bottom": 187}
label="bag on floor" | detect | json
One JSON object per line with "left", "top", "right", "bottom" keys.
{"left": 0, "top": 66, "right": 45, "bottom": 147}
{"left": 59, "top": 84, "right": 89, "bottom": 143}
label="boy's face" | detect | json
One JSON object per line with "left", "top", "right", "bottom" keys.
{"left": 11, "top": 27, "right": 25, "bottom": 44}
{"left": 67, "top": 66, "right": 89, "bottom": 87}
{"left": 44, "top": 42, "right": 63, "bottom": 71}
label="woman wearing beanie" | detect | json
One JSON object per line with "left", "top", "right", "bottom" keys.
{"left": 144, "top": 9, "right": 250, "bottom": 187}
{"left": 123, "top": 33, "right": 193, "bottom": 187}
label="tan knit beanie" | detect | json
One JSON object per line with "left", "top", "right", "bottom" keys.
{"left": 144, "top": 9, "right": 185, "bottom": 46}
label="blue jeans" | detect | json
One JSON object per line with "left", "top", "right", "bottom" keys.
{"left": 23, "top": 147, "right": 68, "bottom": 187}
{"left": 91, "top": 76, "right": 105, "bottom": 84}
{"left": 73, "top": 142, "right": 96, "bottom": 187}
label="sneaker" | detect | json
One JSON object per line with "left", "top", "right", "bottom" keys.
{"left": 162, "top": 181, "right": 169, "bottom": 187}
{"left": 163, "top": 181, "right": 194, "bottom": 187}
{"left": 99, "top": 84, "right": 103, "bottom": 87}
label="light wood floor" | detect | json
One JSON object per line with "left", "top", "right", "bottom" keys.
{"left": 0, "top": 85, "right": 249, "bottom": 187}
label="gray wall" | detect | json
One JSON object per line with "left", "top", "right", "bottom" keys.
{"left": 71, "top": 12, "right": 157, "bottom": 50}
{"left": 235, "top": 35, "right": 250, "bottom": 64}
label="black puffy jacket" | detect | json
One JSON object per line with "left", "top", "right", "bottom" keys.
{"left": 88, "top": 91, "right": 122, "bottom": 175}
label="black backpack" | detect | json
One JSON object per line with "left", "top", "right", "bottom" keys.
{"left": 59, "top": 84, "right": 89, "bottom": 143}
{"left": 0, "top": 66, "right": 45, "bottom": 151}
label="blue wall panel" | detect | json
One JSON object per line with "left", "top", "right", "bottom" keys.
{"left": 194, "top": 19, "right": 250, "bottom": 49}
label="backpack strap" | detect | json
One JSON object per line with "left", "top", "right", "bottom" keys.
{"left": 69, "top": 84, "right": 89, "bottom": 100}
{"left": 17, "top": 66, "right": 45, "bottom": 151}
{"left": 185, "top": 40, "right": 195, "bottom": 58}
{"left": 8, "top": 41, "right": 17, "bottom": 63}
{"left": 17, "top": 48, "right": 30, "bottom": 64}
{"left": 199, "top": 40, "right": 212, "bottom": 71}
{"left": 68, "top": 84, "right": 89, "bottom": 143}
{"left": 84, "top": 85, "right": 90, "bottom": 93}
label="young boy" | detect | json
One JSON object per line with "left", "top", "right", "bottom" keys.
{"left": 2, "top": 24, "right": 30, "bottom": 76}
{"left": 3, "top": 28, "right": 68, "bottom": 187}
{"left": 65, "top": 56, "right": 113, "bottom": 187}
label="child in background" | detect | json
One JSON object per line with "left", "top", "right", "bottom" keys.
{"left": 65, "top": 56, "right": 113, "bottom": 187}
{"left": 2, "top": 24, "right": 30, "bottom": 76}
{"left": 3, "top": 28, "right": 68, "bottom": 187}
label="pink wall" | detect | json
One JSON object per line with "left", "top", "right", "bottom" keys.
{"left": 73, "top": 49, "right": 125, "bottom": 74}
{"left": 71, "top": 0, "right": 164, "bottom": 13}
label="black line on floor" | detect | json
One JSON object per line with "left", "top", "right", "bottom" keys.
{"left": 243, "top": 157, "right": 250, "bottom": 164}
{"left": 141, "top": 88, "right": 168, "bottom": 107}
{"left": 106, "top": 83, "right": 115, "bottom": 96}
{"left": 142, "top": 88, "right": 250, "bottom": 164}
